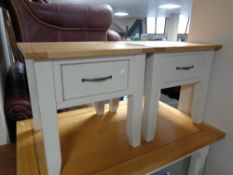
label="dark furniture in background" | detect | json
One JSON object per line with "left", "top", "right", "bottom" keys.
{"left": 3, "top": 0, "right": 121, "bottom": 141}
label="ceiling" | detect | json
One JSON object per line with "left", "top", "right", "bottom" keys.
{"left": 51, "top": 0, "right": 193, "bottom": 18}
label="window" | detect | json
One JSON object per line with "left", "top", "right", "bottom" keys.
{"left": 156, "top": 17, "right": 166, "bottom": 34}
{"left": 147, "top": 17, "right": 155, "bottom": 34}
{"left": 178, "top": 15, "right": 189, "bottom": 34}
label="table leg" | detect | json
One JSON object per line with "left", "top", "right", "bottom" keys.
{"left": 109, "top": 98, "right": 119, "bottom": 112}
{"left": 192, "top": 52, "right": 214, "bottom": 123}
{"left": 25, "top": 60, "right": 42, "bottom": 130}
{"left": 143, "top": 55, "right": 161, "bottom": 142}
{"left": 178, "top": 84, "right": 194, "bottom": 116}
{"left": 127, "top": 55, "right": 145, "bottom": 147}
{"left": 34, "top": 61, "right": 61, "bottom": 175}
{"left": 188, "top": 146, "right": 210, "bottom": 175}
{"left": 95, "top": 98, "right": 119, "bottom": 115}
{"left": 95, "top": 101, "right": 105, "bottom": 115}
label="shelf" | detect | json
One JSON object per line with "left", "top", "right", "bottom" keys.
{"left": 17, "top": 102, "right": 225, "bottom": 175}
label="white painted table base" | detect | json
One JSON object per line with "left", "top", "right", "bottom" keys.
{"left": 188, "top": 146, "right": 210, "bottom": 175}
{"left": 143, "top": 51, "right": 214, "bottom": 175}
{"left": 25, "top": 55, "right": 145, "bottom": 175}
{"left": 26, "top": 60, "right": 61, "bottom": 175}
{"left": 143, "top": 51, "right": 214, "bottom": 141}
{"left": 95, "top": 98, "right": 120, "bottom": 115}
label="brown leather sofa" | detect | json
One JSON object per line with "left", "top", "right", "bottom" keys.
{"left": 4, "top": 0, "right": 121, "bottom": 140}
{"left": 9, "top": 0, "right": 121, "bottom": 42}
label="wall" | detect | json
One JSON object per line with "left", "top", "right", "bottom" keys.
{"left": 0, "top": 8, "right": 10, "bottom": 145}
{"left": 188, "top": 0, "right": 233, "bottom": 174}
{"left": 0, "top": 42, "right": 8, "bottom": 145}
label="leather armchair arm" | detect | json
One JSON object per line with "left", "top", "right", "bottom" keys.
{"left": 107, "top": 30, "right": 121, "bottom": 41}
{"left": 24, "top": 1, "right": 114, "bottom": 30}
{"left": 4, "top": 62, "right": 32, "bottom": 121}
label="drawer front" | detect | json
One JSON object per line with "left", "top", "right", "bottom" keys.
{"left": 161, "top": 54, "right": 203, "bottom": 83}
{"left": 61, "top": 61, "right": 128, "bottom": 100}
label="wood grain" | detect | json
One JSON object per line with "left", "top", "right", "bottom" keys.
{"left": 17, "top": 102, "right": 225, "bottom": 175}
{"left": 17, "top": 120, "right": 40, "bottom": 175}
{"left": 17, "top": 41, "right": 222, "bottom": 60}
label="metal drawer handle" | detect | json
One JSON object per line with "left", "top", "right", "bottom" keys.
{"left": 176, "top": 65, "right": 194, "bottom": 70}
{"left": 82, "top": 75, "right": 112, "bottom": 83}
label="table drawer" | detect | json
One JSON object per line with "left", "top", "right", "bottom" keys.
{"left": 161, "top": 54, "right": 204, "bottom": 83}
{"left": 60, "top": 60, "right": 129, "bottom": 100}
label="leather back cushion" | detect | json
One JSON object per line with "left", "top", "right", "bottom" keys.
{"left": 10, "top": 0, "right": 114, "bottom": 42}
{"left": 27, "top": 2, "right": 113, "bottom": 29}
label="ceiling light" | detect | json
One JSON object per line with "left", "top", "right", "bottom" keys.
{"left": 114, "top": 12, "right": 129, "bottom": 17}
{"left": 159, "top": 4, "right": 181, "bottom": 9}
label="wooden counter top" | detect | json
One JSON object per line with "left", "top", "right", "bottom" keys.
{"left": 17, "top": 102, "right": 225, "bottom": 175}
{"left": 17, "top": 41, "right": 222, "bottom": 60}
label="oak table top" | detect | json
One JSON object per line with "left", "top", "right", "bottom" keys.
{"left": 17, "top": 102, "right": 225, "bottom": 175}
{"left": 17, "top": 41, "right": 222, "bottom": 60}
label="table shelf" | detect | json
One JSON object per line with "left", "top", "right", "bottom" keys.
{"left": 17, "top": 102, "right": 225, "bottom": 175}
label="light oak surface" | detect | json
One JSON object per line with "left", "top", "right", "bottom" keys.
{"left": 17, "top": 102, "right": 225, "bottom": 175}
{"left": 18, "top": 41, "right": 222, "bottom": 60}
{"left": 17, "top": 121, "right": 40, "bottom": 175}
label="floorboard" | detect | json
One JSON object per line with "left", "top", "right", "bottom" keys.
{"left": 0, "top": 143, "right": 16, "bottom": 175}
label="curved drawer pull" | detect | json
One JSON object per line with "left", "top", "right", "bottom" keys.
{"left": 82, "top": 75, "right": 112, "bottom": 83}
{"left": 176, "top": 65, "right": 194, "bottom": 70}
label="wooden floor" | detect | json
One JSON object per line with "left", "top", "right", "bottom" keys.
{"left": 0, "top": 144, "right": 16, "bottom": 175}
{"left": 17, "top": 102, "right": 225, "bottom": 175}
